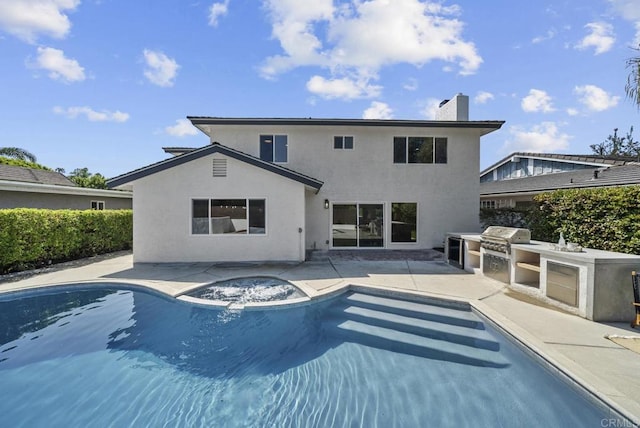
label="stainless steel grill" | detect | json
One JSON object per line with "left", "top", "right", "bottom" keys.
{"left": 480, "top": 226, "right": 530, "bottom": 284}
{"left": 480, "top": 226, "right": 531, "bottom": 255}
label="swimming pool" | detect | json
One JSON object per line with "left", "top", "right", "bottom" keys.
{"left": 0, "top": 284, "right": 619, "bottom": 427}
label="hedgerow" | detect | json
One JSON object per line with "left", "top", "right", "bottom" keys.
{"left": 480, "top": 186, "right": 640, "bottom": 255}
{"left": 534, "top": 186, "right": 640, "bottom": 254}
{"left": 0, "top": 209, "right": 132, "bottom": 274}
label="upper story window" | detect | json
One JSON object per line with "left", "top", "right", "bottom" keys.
{"left": 260, "top": 135, "right": 288, "bottom": 163}
{"left": 334, "top": 136, "right": 354, "bottom": 149}
{"left": 393, "top": 137, "right": 447, "bottom": 164}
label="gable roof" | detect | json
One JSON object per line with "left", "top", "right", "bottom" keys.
{"left": 0, "top": 164, "right": 76, "bottom": 187}
{"left": 480, "top": 164, "right": 640, "bottom": 196}
{"left": 107, "top": 143, "right": 324, "bottom": 191}
{"left": 480, "top": 152, "right": 633, "bottom": 178}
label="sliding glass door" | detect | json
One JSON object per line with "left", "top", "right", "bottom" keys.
{"left": 332, "top": 203, "right": 383, "bottom": 248}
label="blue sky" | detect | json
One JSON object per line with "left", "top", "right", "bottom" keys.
{"left": 1, "top": 0, "right": 639, "bottom": 178}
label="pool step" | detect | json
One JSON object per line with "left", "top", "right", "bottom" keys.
{"left": 323, "top": 292, "right": 507, "bottom": 367}
{"left": 324, "top": 319, "right": 508, "bottom": 368}
{"left": 341, "top": 292, "right": 483, "bottom": 329}
{"left": 327, "top": 305, "right": 500, "bottom": 351}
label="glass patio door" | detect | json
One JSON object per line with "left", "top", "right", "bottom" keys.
{"left": 332, "top": 203, "right": 383, "bottom": 248}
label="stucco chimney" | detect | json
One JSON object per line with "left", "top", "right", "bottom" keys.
{"left": 435, "top": 93, "right": 469, "bottom": 121}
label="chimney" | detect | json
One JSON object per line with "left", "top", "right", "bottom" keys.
{"left": 593, "top": 170, "right": 599, "bottom": 179}
{"left": 435, "top": 93, "right": 469, "bottom": 121}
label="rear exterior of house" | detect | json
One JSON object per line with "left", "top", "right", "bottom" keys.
{"left": 109, "top": 94, "right": 503, "bottom": 263}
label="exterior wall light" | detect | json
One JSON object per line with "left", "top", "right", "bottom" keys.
{"left": 324, "top": 199, "right": 329, "bottom": 209}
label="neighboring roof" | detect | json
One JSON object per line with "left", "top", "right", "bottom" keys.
{"left": 187, "top": 116, "right": 504, "bottom": 135}
{"left": 480, "top": 152, "right": 633, "bottom": 177}
{"left": 480, "top": 164, "right": 640, "bottom": 197}
{"left": 0, "top": 164, "right": 76, "bottom": 187}
{"left": 107, "top": 143, "right": 324, "bottom": 191}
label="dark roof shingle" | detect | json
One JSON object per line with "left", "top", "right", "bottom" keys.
{"left": 480, "top": 164, "right": 640, "bottom": 196}
{"left": 0, "top": 164, "right": 76, "bottom": 187}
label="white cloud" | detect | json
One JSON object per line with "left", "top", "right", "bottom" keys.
{"left": 608, "top": 0, "right": 640, "bottom": 46}
{"left": 574, "top": 84, "right": 619, "bottom": 111}
{"left": 420, "top": 97, "right": 442, "bottom": 120}
{"left": 362, "top": 101, "right": 393, "bottom": 119}
{"left": 209, "top": 0, "right": 229, "bottom": 27}
{"left": 0, "top": 0, "right": 80, "bottom": 43}
{"left": 521, "top": 89, "right": 555, "bottom": 113}
{"left": 306, "top": 75, "right": 381, "bottom": 99}
{"left": 34, "top": 46, "right": 85, "bottom": 83}
{"left": 474, "top": 91, "right": 494, "bottom": 104}
{"left": 403, "top": 78, "right": 418, "bottom": 91}
{"left": 261, "top": 0, "right": 481, "bottom": 100}
{"left": 575, "top": 22, "right": 615, "bottom": 55}
{"left": 53, "top": 106, "right": 130, "bottom": 122}
{"left": 165, "top": 119, "right": 198, "bottom": 137}
{"left": 143, "top": 49, "right": 179, "bottom": 87}
{"left": 502, "top": 122, "right": 571, "bottom": 153}
{"left": 566, "top": 108, "right": 579, "bottom": 116}
{"left": 532, "top": 29, "right": 556, "bottom": 44}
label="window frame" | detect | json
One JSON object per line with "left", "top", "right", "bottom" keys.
{"left": 260, "top": 134, "right": 288, "bottom": 163}
{"left": 333, "top": 136, "right": 354, "bottom": 150}
{"left": 393, "top": 136, "right": 447, "bottom": 164}
{"left": 91, "top": 200, "right": 105, "bottom": 210}
{"left": 390, "top": 202, "right": 418, "bottom": 244}
{"left": 191, "top": 198, "right": 266, "bottom": 235}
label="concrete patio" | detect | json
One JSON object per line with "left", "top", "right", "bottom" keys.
{"left": 1, "top": 250, "right": 639, "bottom": 424}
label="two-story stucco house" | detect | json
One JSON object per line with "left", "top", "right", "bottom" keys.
{"left": 107, "top": 94, "right": 504, "bottom": 263}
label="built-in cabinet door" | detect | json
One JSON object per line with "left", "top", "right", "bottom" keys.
{"left": 332, "top": 203, "right": 384, "bottom": 248}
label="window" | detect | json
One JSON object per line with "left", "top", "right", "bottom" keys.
{"left": 391, "top": 203, "right": 417, "bottom": 243}
{"left": 260, "top": 135, "right": 287, "bottom": 163}
{"left": 480, "top": 200, "right": 496, "bottom": 209}
{"left": 393, "top": 137, "right": 447, "bottom": 164}
{"left": 334, "top": 136, "right": 354, "bottom": 149}
{"left": 91, "top": 201, "right": 105, "bottom": 210}
{"left": 192, "top": 198, "right": 266, "bottom": 235}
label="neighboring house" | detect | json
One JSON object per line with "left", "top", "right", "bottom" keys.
{"left": 480, "top": 163, "right": 640, "bottom": 208}
{"left": 0, "top": 164, "right": 132, "bottom": 210}
{"left": 108, "top": 94, "right": 504, "bottom": 263}
{"left": 480, "top": 152, "right": 636, "bottom": 208}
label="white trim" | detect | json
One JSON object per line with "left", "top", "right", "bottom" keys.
{"left": 0, "top": 180, "right": 132, "bottom": 199}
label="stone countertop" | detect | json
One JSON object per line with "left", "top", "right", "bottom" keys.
{"left": 445, "top": 232, "right": 481, "bottom": 241}
{"left": 511, "top": 240, "right": 640, "bottom": 263}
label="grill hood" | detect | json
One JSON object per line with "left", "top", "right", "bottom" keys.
{"left": 481, "top": 226, "right": 531, "bottom": 244}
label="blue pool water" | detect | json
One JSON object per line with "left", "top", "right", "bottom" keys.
{"left": 0, "top": 285, "right": 616, "bottom": 427}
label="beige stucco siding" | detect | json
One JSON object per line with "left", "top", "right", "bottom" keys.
{"left": 206, "top": 125, "right": 482, "bottom": 249}
{"left": 131, "top": 153, "right": 307, "bottom": 263}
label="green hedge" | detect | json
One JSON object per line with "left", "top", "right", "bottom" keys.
{"left": 534, "top": 186, "right": 640, "bottom": 254}
{"left": 0, "top": 209, "right": 132, "bottom": 274}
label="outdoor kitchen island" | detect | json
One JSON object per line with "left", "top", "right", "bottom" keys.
{"left": 446, "top": 232, "right": 640, "bottom": 322}
{"left": 510, "top": 241, "right": 640, "bottom": 322}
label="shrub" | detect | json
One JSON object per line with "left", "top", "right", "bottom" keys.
{"left": 534, "top": 186, "right": 640, "bottom": 254}
{"left": 0, "top": 209, "right": 132, "bottom": 273}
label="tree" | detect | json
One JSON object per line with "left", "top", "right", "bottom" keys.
{"left": 626, "top": 46, "right": 640, "bottom": 109}
{"left": 0, "top": 147, "right": 37, "bottom": 163}
{"left": 590, "top": 127, "right": 640, "bottom": 160}
{"left": 68, "top": 167, "right": 108, "bottom": 189}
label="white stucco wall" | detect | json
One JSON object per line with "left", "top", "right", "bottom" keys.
{"left": 131, "top": 153, "right": 307, "bottom": 263}
{"left": 202, "top": 123, "right": 486, "bottom": 250}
